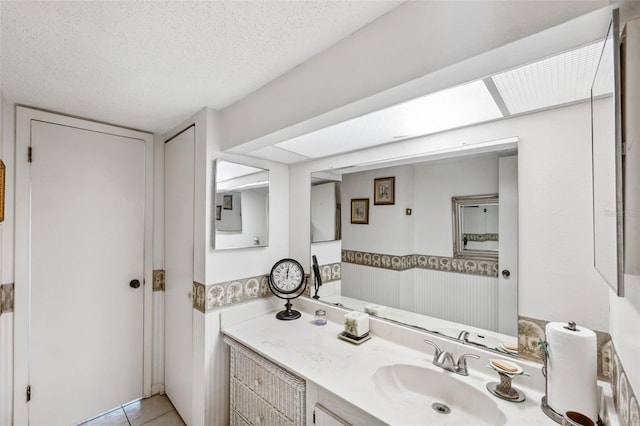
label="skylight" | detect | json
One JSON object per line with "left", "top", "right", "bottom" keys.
{"left": 491, "top": 41, "right": 607, "bottom": 114}
{"left": 274, "top": 80, "right": 503, "bottom": 159}
{"left": 248, "top": 39, "right": 612, "bottom": 164}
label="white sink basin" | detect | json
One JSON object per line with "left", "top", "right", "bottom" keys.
{"left": 372, "top": 364, "right": 506, "bottom": 425}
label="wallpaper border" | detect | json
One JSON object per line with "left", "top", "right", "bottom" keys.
{"left": 517, "top": 315, "right": 611, "bottom": 381}
{"left": 342, "top": 249, "right": 499, "bottom": 277}
{"left": 0, "top": 283, "right": 13, "bottom": 315}
{"left": 610, "top": 340, "right": 639, "bottom": 426}
{"left": 193, "top": 275, "right": 272, "bottom": 313}
{"left": 153, "top": 269, "right": 165, "bottom": 291}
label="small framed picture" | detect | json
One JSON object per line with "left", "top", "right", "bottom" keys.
{"left": 223, "top": 194, "right": 233, "bottom": 210}
{"left": 374, "top": 176, "right": 395, "bottom": 205}
{"left": 216, "top": 205, "right": 222, "bottom": 221}
{"left": 350, "top": 198, "right": 369, "bottom": 224}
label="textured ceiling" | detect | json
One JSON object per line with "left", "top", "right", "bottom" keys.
{"left": 0, "top": 1, "right": 403, "bottom": 133}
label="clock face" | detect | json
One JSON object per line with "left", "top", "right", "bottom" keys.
{"left": 270, "top": 259, "right": 304, "bottom": 294}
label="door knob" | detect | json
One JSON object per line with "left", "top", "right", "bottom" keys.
{"left": 129, "top": 279, "right": 141, "bottom": 289}
{"left": 502, "top": 270, "right": 511, "bottom": 279}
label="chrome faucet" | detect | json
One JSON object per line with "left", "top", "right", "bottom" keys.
{"left": 424, "top": 340, "right": 480, "bottom": 376}
{"left": 457, "top": 330, "right": 470, "bottom": 342}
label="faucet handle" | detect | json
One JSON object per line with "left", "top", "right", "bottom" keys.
{"left": 423, "top": 339, "right": 442, "bottom": 357}
{"left": 455, "top": 353, "right": 480, "bottom": 376}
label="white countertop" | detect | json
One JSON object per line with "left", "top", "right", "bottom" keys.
{"left": 222, "top": 309, "right": 558, "bottom": 425}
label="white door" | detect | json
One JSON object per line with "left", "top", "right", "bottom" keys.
{"left": 29, "top": 120, "right": 146, "bottom": 425}
{"left": 498, "top": 155, "right": 518, "bottom": 336}
{"left": 164, "top": 126, "right": 195, "bottom": 425}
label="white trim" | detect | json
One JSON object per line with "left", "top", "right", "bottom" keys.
{"left": 13, "top": 106, "right": 154, "bottom": 424}
{"left": 151, "top": 383, "right": 165, "bottom": 396}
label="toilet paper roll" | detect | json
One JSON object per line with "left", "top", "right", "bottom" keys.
{"left": 546, "top": 322, "right": 598, "bottom": 422}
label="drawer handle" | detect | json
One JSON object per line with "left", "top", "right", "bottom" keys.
{"left": 255, "top": 377, "right": 263, "bottom": 386}
{"left": 255, "top": 415, "right": 264, "bottom": 424}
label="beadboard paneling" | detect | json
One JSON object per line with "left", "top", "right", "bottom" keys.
{"left": 192, "top": 311, "right": 205, "bottom": 426}
{"left": 414, "top": 269, "right": 499, "bottom": 331}
{"left": 152, "top": 291, "right": 164, "bottom": 394}
{"left": 341, "top": 263, "right": 409, "bottom": 310}
{"left": 342, "top": 264, "right": 499, "bottom": 332}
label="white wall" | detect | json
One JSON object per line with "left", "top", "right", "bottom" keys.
{"left": 0, "top": 95, "right": 13, "bottom": 426}
{"left": 413, "top": 154, "right": 499, "bottom": 256}
{"left": 341, "top": 165, "right": 414, "bottom": 254}
{"left": 291, "top": 99, "right": 612, "bottom": 333}
{"left": 1, "top": 101, "right": 12, "bottom": 287}
{"left": 311, "top": 240, "right": 341, "bottom": 265}
{"left": 340, "top": 154, "right": 499, "bottom": 257}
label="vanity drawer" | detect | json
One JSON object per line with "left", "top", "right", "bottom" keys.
{"left": 228, "top": 339, "right": 306, "bottom": 422}
{"left": 225, "top": 336, "right": 306, "bottom": 425}
{"left": 233, "top": 379, "right": 294, "bottom": 426}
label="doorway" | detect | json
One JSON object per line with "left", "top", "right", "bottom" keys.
{"left": 13, "top": 107, "right": 154, "bottom": 425}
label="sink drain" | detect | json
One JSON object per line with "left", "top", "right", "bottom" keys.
{"left": 431, "top": 402, "right": 451, "bottom": 414}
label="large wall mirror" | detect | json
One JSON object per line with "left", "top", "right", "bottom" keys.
{"left": 310, "top": 150, "right": 518, "bottom": 354}
{"left": 591, "top": 10, "right": 624, "bottom": 296}
{"left": 214, "top": 160, "right": 269, "bottom": 250}
{"left": 298, "top": 8, "right": 620, "bottom": 357}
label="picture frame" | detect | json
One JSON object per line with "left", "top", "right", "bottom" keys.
{"left": 216, "top": 205, "right": 222, "bottom": 221}
{"left": 350, "top": 198, "right": 369, "bottom": 224}
{"left": 223, "top": 194, "right": 233, "bottom": 210}
{"left": 374, "top": 176, "right": 395, "bottom": 205}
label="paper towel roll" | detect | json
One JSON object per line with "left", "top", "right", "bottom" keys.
{"left": 546, "top": 322, "right": 598, "bottom": 422}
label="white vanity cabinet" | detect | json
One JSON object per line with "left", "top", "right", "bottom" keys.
{"left": 224, "top": 337, "right": 306, "bottom": 425}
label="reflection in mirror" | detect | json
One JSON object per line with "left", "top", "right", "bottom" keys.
{"left": 311, "top": 171, "right": 341, "bottom": 243}
{"left": 310, "top": 151, "right": 518, "bottom": 355}
{"left": 214, "top": 160, "right": 269, "bottom": 250}
{"left": 216, "top": 192, "right": 242, "bottom": 232}
{"left": 452, "top": 194, "right": 499, "bottom": 259}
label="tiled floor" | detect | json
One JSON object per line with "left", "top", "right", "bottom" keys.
{"left": 80, "top": 395, "right": 185, "bottom": 426}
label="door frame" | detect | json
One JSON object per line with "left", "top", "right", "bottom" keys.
{"left": 13, "top": 106, "right": 154, "bottom": 424}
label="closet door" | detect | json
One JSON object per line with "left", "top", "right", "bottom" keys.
{"left": 164, "top": 126, "right": 195, "bottom": 424}
{"left": 29, "top": 120, "right": 146, "bottom": 425}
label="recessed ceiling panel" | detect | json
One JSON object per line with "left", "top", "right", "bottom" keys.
{"left": 246, "top": 146, "right": 311, "bottom": 164}
{"left": 275, "top": 80, "right": 502, "bottom": 159}
{"left": 492, "top": 41, "right": 605, "bottom": 114}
